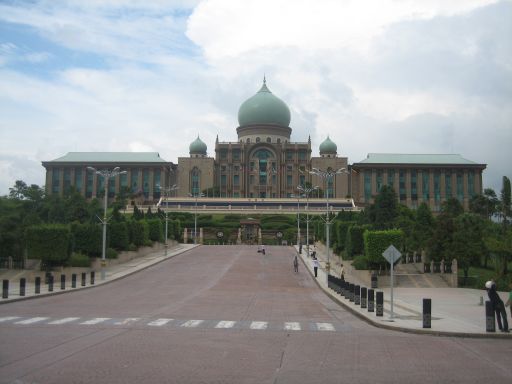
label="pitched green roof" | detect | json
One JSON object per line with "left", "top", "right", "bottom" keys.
{"left": 48, "top": 152, "right": 168, "bottom": 163}
{"left": 356, "top": 153, "right": 480, "bottom": 165}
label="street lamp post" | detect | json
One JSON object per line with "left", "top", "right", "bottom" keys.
{"left": 87, "top": 166, "right": 126, "bottom": 280}
{"left": 161, "top": 184, "right": 178, "bottom": 255}
{"left": 309, "top": 167, "right": 348, "bottom": 280}
{"left": 297, "top": 185, "right": 319, "bottom": 258}
{"left": 290, "top": 194, "right": 302, "bottom": 247}
{"left": 189, "top": 192, "right": 205, "bottom": 244}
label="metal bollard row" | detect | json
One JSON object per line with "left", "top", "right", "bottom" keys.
{"left": 0, "top": 271, "right": 99, "bottom": 299}
{"left": 327, "top": 274, "right": 436, "bottom": 329}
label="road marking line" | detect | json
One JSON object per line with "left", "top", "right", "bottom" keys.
{"left": 316, "top": 322, "right": 335, "bottom": 331}
{"left": 0, "top": 316, "right": 20, "bottom": 322}
{"left": 15, "top": 317, "right": 49, "bottom": 325}
{"left": 284, "top": 322, "right": 301, "bottom": 331}
{"left": 148, "top": 318, "right": 173, "bottom": 326}
{"left": 181, "top": 320, "right": 203, "bottom": 328}
{"left": 114, "top": 318, "right": 139, "bottom": 325}
{"left": 48, "top": 317, "right": 80, "bottom": 325}
{"left": 80, "top": 318, "right": 110, "bottom": 325}
{"left": 215, "top": 321, "right": 236, "bottom": 329}
{"left": 250, "top": 321, "right": 268, "bottom": 330}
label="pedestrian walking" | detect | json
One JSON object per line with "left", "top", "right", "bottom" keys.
{"left": 293, "top": 255, "right": 299, "bottom": 273}
{"left": 312, "top": 257, "right": 320, "bottom": 278}
{"left": 340, "top": 263, "right": 345, "bottom": 281}
{"left": 486, "top": 280, "right": 509, "bottom": 332}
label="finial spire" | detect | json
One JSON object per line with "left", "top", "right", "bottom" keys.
{"left": 263, "top": 74, "right": 266, "bottom": 85}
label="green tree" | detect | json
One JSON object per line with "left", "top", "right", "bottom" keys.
{"left": 500, "top": 176, "right": 511, "bottom": 228}
{"left": 370, "top": 185, "right": 399, "bottom": 229}
{"left": 451, "top": 213, "right": 486, "bottom": 279}
{"left": 411, "top": 203, "right": 434, "bottom": 255}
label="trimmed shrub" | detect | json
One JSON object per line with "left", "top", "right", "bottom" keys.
{"left": 68, "top": 252, "right": 91, "bottom": 267}
{"left": 26, "top": 224, "right": 71, "bottom": 267}
{"left": 129, "top": 220, "right": 149, "bottom": 246}
{"left": 109, "top": 222, "right": 129, "bottom": 251}
{"left": 352, "top": 254, "right": 369, "bottom": 270}
{"left": 147, "top": 219, "right": 163, "bottom": 242}
{"left": 71, "top": 222, "right": 102, "bottom": 256}
{"left": 364, "top": 229, "right": 404, "bottom": 267}
{"left": 106, "top": 247, "right": 118, "bottom": 259}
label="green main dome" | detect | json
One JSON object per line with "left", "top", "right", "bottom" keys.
{"left": 238, "top": 79, "right": 291, "bottom": 127}
{"left": 189, "top": 135, "right": 207, "bottom": 155}
{"left": 319, "top": 136, "right": 337, "bottom": 154}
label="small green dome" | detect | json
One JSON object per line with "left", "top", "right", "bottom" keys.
{"left": 189, "top": 135, "right": 207, "bottom": 155}
{"left": 319, "top": 136, "right": 337, "bottom": 154}
{"left": 238, "top": 79, "right": 291, "bottom": 127}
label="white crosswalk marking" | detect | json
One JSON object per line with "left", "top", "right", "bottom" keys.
{"left": 215, "top": 321, "right": 236, "bottom": 329}
{"left": 15, "top": 317, "right": 49, "bottom": 325}
{"left": 250, "top": 321, "right": 268, "bottom": 330}
{"left": 181, "top": 320, "right": 203, "bottom": 328}
{"left": 316, "top": 322, "right": 335, "bottom": 331}
{"left": 148, "top": 318, "right": 173, "bottom": 326}
{"left": 80, "top": 318, "right": 110, "bottom": 325}
{"left": 48, "top": 317, "right": 80, "bottom": 325}
{"left": 284, "top": 322, "right": 301, "bottom": 331}
{"left": 114, "top": 318, "right": 139, "bottom": 325}
{"left": 0, "top": 316, "right": 20, "bottom": 322}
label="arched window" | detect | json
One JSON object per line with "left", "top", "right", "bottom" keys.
{"left": 246, "top": 138, "right": 250, "bottom": 143}
{"left": 256, "top": 137, "right": 261, "bottom": 143}
{"left": 266, "top": 137, "right": 271, "bottom": 143}
{"left": 277, "top": 138, "right": 281, "bottom": 144}
{"left": 191, "top": 167, "right": 200, "bottom": 195}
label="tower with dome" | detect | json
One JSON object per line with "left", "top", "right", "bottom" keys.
{"left": 177, "top": 78, "right": 349, "bottom": 199}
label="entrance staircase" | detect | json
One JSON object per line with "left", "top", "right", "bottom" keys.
{"left": 394, "top": 263, "right": 451, "bottom": 288}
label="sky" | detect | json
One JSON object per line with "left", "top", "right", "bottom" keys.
{"left": 1, "top": 0, "right": 511, "bottom": 196}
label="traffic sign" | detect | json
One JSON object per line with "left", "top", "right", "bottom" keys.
{"left": 382, "top": 245, "right": 401, "bottom": 264}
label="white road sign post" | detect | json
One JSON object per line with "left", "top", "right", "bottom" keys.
{"left": 382, "top": 245, "right": 402, "bottom": 320}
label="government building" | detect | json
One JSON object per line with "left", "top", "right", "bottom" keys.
{"left": 42, "top": 78, "right": 486, "bottom": 212}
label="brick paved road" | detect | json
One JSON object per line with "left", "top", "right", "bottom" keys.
{"left": 0, "top": 245, "right": 511, "bottom": 383}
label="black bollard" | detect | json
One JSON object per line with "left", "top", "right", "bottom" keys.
{"left": 349, "top": 283, "right": 355, "bottom": 302}
{"left": 354, "top": 285, "right": 361, "bottom": 305}
{"left": 485, "top": 300, "right": 496, "bottom": 333}
{"left": 35, "top": 276, "right": 41, "bottom": 294}
{"left": 423, "top": 298, "right": 432, "bottom": 328}
{"left": 81, "top": 272, "right": 86, "bottom": 287}
{"left": 368, "top": 289, "right": 375, "bottom": 312}
{"left": 371, "top": 273, "right": 378, "bottom": 288}
{"left": 71, "top": 273, "right": 77, "bottom": 288}
{"left": 376, "top": 291, "right": 384, "bottom": 317}
{"left": 90, "top": 271, "right": 95, "bottom": 285}
{"left": 48, "top": 275, "right": 54, "bottom": 292}
{"left": 2, "top": 279, "right": 9, "bottom": 299}
{"left": 361, "top": 287, "right": 367, "bottom": 309}
{"left": 20, "top": 278, "right": 26, "bottom": 296}
{"left": 60, "top": 274, "right": 66, "bottom": 290}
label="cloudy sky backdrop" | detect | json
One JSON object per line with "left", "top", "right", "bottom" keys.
{"left": 1, "top": 0, "right": 510, "bottom": 195}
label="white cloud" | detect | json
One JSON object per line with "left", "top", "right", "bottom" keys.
{"left": 0, "top": 0, "right": 510, "bottom": 196}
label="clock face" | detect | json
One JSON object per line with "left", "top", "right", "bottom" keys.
{"left": 217, "top": 231, "right": 224, "bottom": 238}
{"left": 276, "top": 231, "right": 283, "bottom": 238}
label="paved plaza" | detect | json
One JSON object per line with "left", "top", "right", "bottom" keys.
{"left": 0, "top": 244, "right": 511, "bottom": 383}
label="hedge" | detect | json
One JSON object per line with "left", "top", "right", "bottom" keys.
{"left": 68, "top": 252, "right": 91, "bottom": 267}
{"left": 345, "top": 225, "right": 370, "bottom": 259}
{"left": 364, "top": 229, "right": 404, "bottom": 266}
{"left": 333, "top": 221, "right": 356, "bottom": 253}
{"left": 71, "top": 223, "right": 102, "bottom": 256}
{"left": 26, "top": 224, "right": 70, "bottom": 266}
